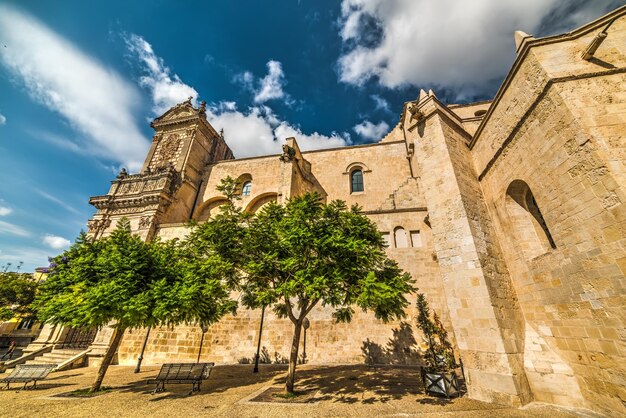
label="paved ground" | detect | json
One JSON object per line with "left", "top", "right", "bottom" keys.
{"left": 0, "top": 364, "right": 583, "bottom": 418}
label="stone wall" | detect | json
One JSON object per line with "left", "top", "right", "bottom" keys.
{"left": 471, "top": 11, "right": 626, "bottom": 416}
{"left": 411, "top": 95, "right": 532, "bottom": 406}
{"left": 118, "top": 208, "right": 452, "bottom": 367}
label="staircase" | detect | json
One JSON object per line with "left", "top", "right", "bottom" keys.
{"left": 24, "top": 348, "right": 83, "bottom": 366}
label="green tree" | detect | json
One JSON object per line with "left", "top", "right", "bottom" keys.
{"left": 0, "top": 271, "right": 38, "bottom": 322}
{"left": 415, "top": 293, "right": 455, "bottom": 371}
{"left": 238, "top": 193, "right": 414, "bottom": 393}
{"left": 36, "top": 218, "right": 236, "bottom": 392}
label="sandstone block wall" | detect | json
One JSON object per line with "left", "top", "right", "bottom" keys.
{"left": 471, "top": 11, "right": 626, "bottom": 416}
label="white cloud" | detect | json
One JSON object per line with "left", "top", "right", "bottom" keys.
{"left": 254, "top": 60, "right": 287, "bottom": 103}
{"left": 34, "top": 188, "right": 82, "bottom": 215}
{"left": 371, "top": 94, "right": 390, "bottom": 112}
{"left": 29, "top": 130, "right": 85, "bottom": 155}
{"left": 0, "top": 220, "right": 30, "bottom": 237}
{"left": 0, "top": 206, "right": 11, "bottom": 216}
{"left": 127, "top": 40, "right": 350, "bottom": 158}
{"left": 0, "top": 4, "right": 149, "bottom": 171}
{"left": 0, "top": 113, "right": 6, "bottom": 125}
{"left": 205, "top": 103, "right": 350, "bottom": 158}
{"left": 124, "top": 33, "right": 198, "bottom": 115}
{"left": 233, "top": 71, "right": 254, "bottom": 91}
{"left": 353, "top": 120, "right": 390, "bottom": 141}
{"left": 274, "top": 123, "right": 349, "bottom": 151}
{"left": 337, "top": 0, "right": 620, "bottom": 96}
{"left": 42, "top": 234, "right": 71, "bottom": 249}
{"left": 234, "top": 60, "right": 292, "bottom": 105}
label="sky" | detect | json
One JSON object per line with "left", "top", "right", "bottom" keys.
{"left": 0, "top": 0, "right": 623, "bottom": 271}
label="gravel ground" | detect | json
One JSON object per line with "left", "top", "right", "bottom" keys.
{"left": 0, "top": 364, "right": 581, "bottom": 418}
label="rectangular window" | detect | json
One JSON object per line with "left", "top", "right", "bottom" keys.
{"left": 410, "top": 231, "right": 422, "bottom": 247}
{"left": 18, "top": 318, "right": 35, "bottom": 330}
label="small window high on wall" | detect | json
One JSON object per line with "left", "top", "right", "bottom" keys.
{"left": 505, "top": 180, "right": 556, "bottom": 260}
{"left": 351, "top": 169, "right": 364, "bottom": 193}
{"left": 394, "top": 227, "right": 408, "bottom": 248}
{"left": 410, "top": 231, "right": 422, "bottom": 247}
{"left": 242, "top": 181, "right": 252, "bottom": 197}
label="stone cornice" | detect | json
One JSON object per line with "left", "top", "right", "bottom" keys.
{"left": 89, "top": 192, "right": 174, "bottom": 211}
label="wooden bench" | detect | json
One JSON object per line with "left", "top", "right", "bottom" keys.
{"left": 150, "top": 362, "right": 214, "bottom": 394}
{"left": 0, "top": 364, "right": 57, "bottom": 390}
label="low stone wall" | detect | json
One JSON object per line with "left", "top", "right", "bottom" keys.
{"left": 117, "top": 302, "right": 431, "bottom": 367}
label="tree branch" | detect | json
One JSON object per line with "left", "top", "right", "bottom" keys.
{"left": 303, "top": 298, "right": 319, "bottom": 317}
{"left": 284, "top": 297, "right": 297, "bottom": 323}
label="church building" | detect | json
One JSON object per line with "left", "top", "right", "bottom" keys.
{"left": 31, "top": 7, "right": 625, "bottom": 416}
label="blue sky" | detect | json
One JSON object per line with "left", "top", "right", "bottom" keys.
{"left": 0, "top": 0, "right": 622, "bottom": 271}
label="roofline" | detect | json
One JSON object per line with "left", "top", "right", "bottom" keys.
{"left": 447, "top": 99, "right": 493, "bottom": 109}
{"left": 211, "top": 154, "right": 279, "bottom": 164}
{"left": 211, "top": 140, "right": 406, "bottom": 166}
{"left": 301, "top": 139, "right": 405, "bottom": 155}
{"left": 469, "top": 5, "right": 626, "bottom": 149}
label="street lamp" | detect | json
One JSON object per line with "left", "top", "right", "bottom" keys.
{"left": 253, "top": 305, "right": 266, "bottom": 373}
{"left": 134, "top": 326, "right": 152, "bottom": 373}
{"left": 302, "top": 318, "right": 310, "bottom": 364}
{"left": 197, "top": 324, "right": 209, "bottom": 363}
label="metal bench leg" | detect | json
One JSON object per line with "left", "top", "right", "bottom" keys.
{"left": 152, "top": 382, "right": 165, "bottom": 394}
{"left": 189, "top": 381, "right": 200, "bottom": 396}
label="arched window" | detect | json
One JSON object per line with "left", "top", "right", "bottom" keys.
{"left": 351, "top": 169, "right": 364, "bottom": 193}
{"left": 394, "top": 227, "right": 408, "bottom": 248}
{"left": 505, "top": 180, "right": 556, "bottom": 260}
{"left": 242, "top": 181, "right": 252, "bottom": 197}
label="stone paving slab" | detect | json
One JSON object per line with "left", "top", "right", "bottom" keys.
{"left": 0, "top": 365, "right": 581, "bottom": 418}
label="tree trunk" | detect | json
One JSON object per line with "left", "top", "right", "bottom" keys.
{"left": 285, "top": 320, "right": 303, "bottom": 393}
{"left": 90, "top": 325, "right": 126, "bottom": 393}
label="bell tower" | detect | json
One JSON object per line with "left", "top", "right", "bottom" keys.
{"left": 88, "top": 98, "right": 233, "bottom": 240}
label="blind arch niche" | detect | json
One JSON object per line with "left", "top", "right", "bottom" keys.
{"left": 505, "top": 180, "right": 556, "bottom": 260}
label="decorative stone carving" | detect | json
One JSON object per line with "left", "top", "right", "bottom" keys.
{"left": 409, "top": 106, "right": 423, "bottom": 122}
{"left": 159, "top": 134, "right": 180, "bottom": 161}
{"left": 117, "top": 168, "right": 128, "bottom": 179}
{"left": 138, "top": 216, "right": 152, "bottom": 229}
{"left": 87, "top": 218, "right": 111, "bottom": 235}
{"left": 279, "top": 144, "right": 296, "bottom": 162}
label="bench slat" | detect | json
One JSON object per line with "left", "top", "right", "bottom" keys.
{"left": 0, "top": 364, "right": 56, "bottom": 390}
{"left": 151, "top": 362, "right": 214, "bottom": 394}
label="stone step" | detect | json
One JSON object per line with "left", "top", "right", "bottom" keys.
{"left": 51, "top": 349, "right": 84, "bottom": 355}
{"left": 25, "top": 358, "right": 59, "bottom": 365}
{"left": 39, "top": 355, "right": 73, "bottom": 361}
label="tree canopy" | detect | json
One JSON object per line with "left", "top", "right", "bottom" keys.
{"left": 186, "top": 178, "right": 415, "bottom": 393}
{"left": 35, "top": 218, "right": 236, "bottom": 392}
{"left": 0, "top": 271, "right": 38, "bottom": 322}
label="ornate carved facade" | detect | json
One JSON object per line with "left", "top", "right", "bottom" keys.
{"left": 85, "top": 9, "right": 626, "bottom": 417}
